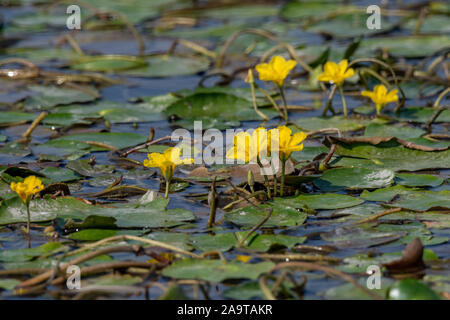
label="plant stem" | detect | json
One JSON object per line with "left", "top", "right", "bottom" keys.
{"left": 278, "top": 85, "right": 289, "bottom": 123}
{"left": 257, "top": 157, "right": 272, "bottom": 199}
{"left": 272, "top": 174, "right": 277, "bottom": 197}
{"left": 250, "top": 78, "right": 268, "bottom": 120}
{"left": 338, "top": 85, "right": 348, "bottom": 117}
{"left": 280, "top": 159, "right": 286, "bottom": 197}
{"left": 26, "top": 204, "right": 31, "bottom": 234}
{"left": 207, "top": 177, "right": 217, "bottom": 228}
{"left": 164, "top": 179, "right": 170, "bottom": 199}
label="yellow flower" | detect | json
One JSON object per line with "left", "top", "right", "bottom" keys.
{"left": 270, "top": 126, "right": 307, "bottom": 161}
{"left": 226, "top": 127, "right": 269, "bottom": 163}
{"left": 255, "top": 56, "right": 297, "bottom": 87}
{"left": 361, "top": 84, "right": 398, "bottom": 115}
{"left": 317, "top": 59, "right": 355, "bottom": 86}
{"left": 10, "top": 176, "right": 44, "bottom": 205}
{"left": 144, "top": 147, "right": 193, "bottom": 181}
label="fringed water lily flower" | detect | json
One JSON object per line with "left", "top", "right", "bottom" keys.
{"left": 271, "top": 125, "right": 307, "bottom": 162}
{"left": 317, "top": 59, "right": 354, "bottom": 86}
{"left": 256, "top": 56, "right": 297, "bottom": 122}
{"left": 144, "top": 147, "right": 193, "bottom": 198}
{"left": 226, "top": 127, "right": 269, "bottom": 163}
{"left": 10, "top": 176, "right": 44, "bottom": 234}
{"left": 361, "top": 84, "right": 398, "bottom": 115}
{"left": 318, "top": 59, "right": 355, "bottom": 117}
{"left": 255, "top": 56, "right": 297, "bottom": 87}
{"left": 269, "top": 125, "right": 307, "bottom": 196}
{"left": 226, "top": 127, "right": 274, "bottom": 198}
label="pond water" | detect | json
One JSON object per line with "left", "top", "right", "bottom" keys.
{"left": 0, "top": 0, "right": 449, "bottom": 300}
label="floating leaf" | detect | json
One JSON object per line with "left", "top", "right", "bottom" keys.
{"left": 71, "top": 55, "right": 148, "bottom": 72}
{"left": 126, "top": 55, "right": 209, "bottom": 77}
{"left": 388, "top": 279, "right": 441, "bottom": 300}
{"left": 395, "top": 173, "right": 444, "bottom": 187}
{"left": 278, "top": 193, "right": 364, "bottom": 210}
{"left": 24, "top": 85, "right": 98, "bottom": 110}
{"left": 389, "top": 190, "right": 450, "bottom": 211}
{"left": 0, "top": 112, "right": 35, "bottom": 127}
{"left": 162, "top": 259, "right": 275, "bottom": 283}
{"left": 225, "top": 201, "right": 307, "bottom": 228}
{"left": 314, "top": 168, "right": 394, "bottom": 191}
{"left": 165, "top": 92, "right": 276, "bottom": 129}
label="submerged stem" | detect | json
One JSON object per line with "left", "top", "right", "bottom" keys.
{"left": 278, "top": 85, "right": 289, "bottom": 123}
{"left": 338, "top": 85, "right": 348, "bottom": 117}
{"left": 26, "top": 204, "right": 31, "bottom": 234}
{"left": 257, "top": 157, "right": 272, "bottom": 199}
{"left": 273, "top": 174, "right": 277, "bottom": 197}
{"left": 164, "top": 178, "right": 170, "bottom": 199}
{"left": 280, "top": 159, "right": 286, "bottom": 197}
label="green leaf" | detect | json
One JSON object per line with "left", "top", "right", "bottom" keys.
{"left": 0, "top": 242, "right": 64, "bottom": 262}
{"left": 314, "top": 168, "right": 394, "bottom": 191}
{"left": 67, "top": 160, "right": 115, "bottom": 177}
{"left": 364, "top": 123, "right": 425, "bottom": 140}
{"left": 292, "top": 116, "right": 384, "bottom": 132}
{"left": 126, "top": 55, "right": 209, "bottom": 77}
{"left": 191, "top": 232, "right": 306, "bottom": 252}
{"left": 0, "top": 112, "right": 35, "bottom": 126}
{"left": 278, "top": 193, "right": 364, "bottom": 210}
{"left": 71, "top": 55, "right": 148, "bottom": 72}
{"left": 225, "top": 201, "right": 307, "bottom": 228}
{"left": 0, "top": 279, "right": 21, "bottom": 290}
{"left": 361, "top": 185, "right": 421, "bottom": 202}
{"left": 146, "top": 232, "right": 193, "bottom": 251}
{"left": 165, "top": 92, "right": 276, "bottom": 129}
{"left": 52, "top": 132, "right": 147, "bottom": 151}
{"left": 39, "top": 167, "right": 81, "bottom": 183}
{"left": 332, "top": 139, "right": 450, "bottom": 171}
{"left": 323, "top": 278, "right": 393, "bottom": 300}
{"left": 395, "top": 173, "right": 444, "bottom": 187}
{"left": 357, "top": 35, "right": 450, "bottom": 58}
{"left": 388, "top": 279, "right": 441, "bottom": 300}
{"left": 162, "top": 259, "right": 275, "bottom": 283}
{"left": 392, "top": 107, "right": 450, "bottom": 123}
{"left": 24, "top": 85, "right": 98, "bottom": 110}
{"left": 389, "top": 190, "right": 450, "bottom": 211}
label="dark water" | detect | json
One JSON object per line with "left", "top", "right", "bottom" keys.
{"left": 0, "top": 0, "right": 448, "bottom": 300}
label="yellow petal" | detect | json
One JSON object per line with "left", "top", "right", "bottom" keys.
{"left": 338, "top": 59, "right": 349, "bottom": 72}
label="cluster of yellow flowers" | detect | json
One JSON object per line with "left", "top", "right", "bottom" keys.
{"left": 253, "top": 55, "right": 398, "bottom": 117}
{"left": 225, "top": 126, "right": 306, "bottom": 163}
{"left": 225, "top": 125, "right": 306, "bottom": 196}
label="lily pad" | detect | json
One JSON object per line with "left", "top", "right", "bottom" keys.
{"left": 51, "top": 132, "right": 147, "bottom": 151}
{"left": 71, "top": 55, "right": 148, "bottom": 72}
{"left": 125, "top": 55, "right": 209, "bottom": 78}
{"left": 361, "top": 185, "right": 421, "bottom": 202}
{"left": 0, "top": 112, "right": 35, "bottom": 127}
{"left": 364, "top": 123, "right": 425, "bottom": 140}
{"left": 357, "top": 35, "right": 450, "bottom": 58}
{"left": 314, "top": 167, "right": 395, "bottom": 191}
{"left": 24, "top": 85, "right": 98, "bottom": 110}
{"left": 162, "top": 259, "right": 275, "bottom": 283}
{"left": 389, "top": 190, "right": 450, "bottom": 211}
{"left": 292, "top": 116, "right": 384, "bottom": 132}
{"left": 67, "top": 160, "right": 115, "bottom": 177}
{"left": 39, "top": 167, "right": 81, "bottom": 183}
{"left": 165, "top": 92, "right": 276, "bottom": 129}
{"left": 331, "top": 139, "right": 450, "bottom": 171}
{"left": 388, "top": 279, "right": 441, "bottom": 300}
{"left": 395, "top": 173, "right": 444, "bottom": 187}
{"left": 225, "top": 201, "right": 307, "bottom": 228}
{"left": 278, "top": 193, "right": 364, "bottom": 210}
